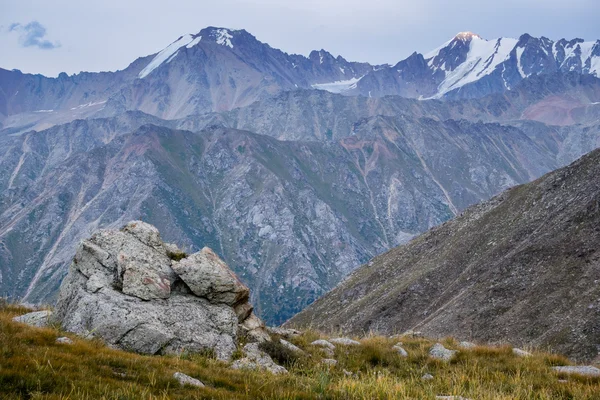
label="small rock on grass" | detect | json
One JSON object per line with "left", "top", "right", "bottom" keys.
{"left": 56, "top": 336, "right": 73, "bottom": 344}
{"left": 173, "top": 372, "right": 204, "bottom": 387}
{"left": 429, "top": 343, "right": 457, "bottom": 361}
{"left": 329, "top": 337, "right": 360, "bottom": 346}
{"left": 12, "top": 310, "right": 53, "bottom": 328}
{"left": 321, "top": 358, "right": 338, "bottom": 366}
{"left": 267, "top": 327, "right": 302, "bottom": 338}
{"left": 320, "top": 347, "right": 335, "bottom": 357}
{"left": 311, "top": 339, "right": 335, "bottom": 350}
{"left": 551, "top": 366, "right": 600, "bottom": 377}
{"left": 512, "top": 348, "right": 532, "bottom": 357}
{"left": 392, "top": 343, "right": 408, "bottom": 357}
{"left": 280, "top": 338, "right": 304, "bottom": 354}
{"left": 230, "top": 343, "right": 288, "bottom": 375}
{"left": 422, "top": 373, "right": 434, "bottom": 381}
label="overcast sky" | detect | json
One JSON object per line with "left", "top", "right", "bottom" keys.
{"left": 2, "top": 0, "right": 600, "bottom": 77}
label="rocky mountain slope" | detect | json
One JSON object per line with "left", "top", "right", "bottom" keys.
{"left": 2, "top": 72, "right": 600, "bottom": 325}
{"left": 173, "top": 72, "right": 600, "bottom": 142}
{"left": 4, "top": 105, "right": 595, "bottom": 324}
{"left": 288, "top": 148, "right": 600, "bottom": 362}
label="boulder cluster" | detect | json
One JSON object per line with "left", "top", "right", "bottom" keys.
{"left": 51, "top": 221, "right": 268, "bottom": 360}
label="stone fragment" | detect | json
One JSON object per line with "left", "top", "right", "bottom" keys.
{"left": 512, "top": 348, "right": 532, "bottom": 357}
{"left": 12, "top": 310, "right": 53, "bottom": 328}
{"left": 173, "top": 372, "right": 205, "bottom": 387}
{"left": 280, "top": 339, "right": 304, "bottom": 354}
{"left": 329, "top": 337, "right": 361, "bottom": 346}
{"left": 266, "top": 327, "right": 302, "bottom": 338}
{"left": 392, "top": 343, "right": 408, "bottom": 357}
{"left": 551, "top": 366, "right": 600, "bottom": 377}
{"left": 56, "top": 336, "right": 73, "bottom": 344}
{"left": 230, "top": 343, "right": 288, "bottom": 374}
{"left": 311, "top": 339, "right": 336, "bottom": 350}
{"left": 429, "top": 343, "right": 457, "bottom": 361}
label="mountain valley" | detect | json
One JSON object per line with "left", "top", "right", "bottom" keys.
{"left": 1, "top": 27, "right": 600, "bottom": 327}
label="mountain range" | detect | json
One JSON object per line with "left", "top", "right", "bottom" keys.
{"left": 1, "top": 27, "right": 600, "bottom": 325}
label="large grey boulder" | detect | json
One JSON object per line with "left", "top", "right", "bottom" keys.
{"left": 12, "top": 310, "right": 53, "bottom": 328}
{"left": 52, "top": 221, "right": 269, "bottom": 361}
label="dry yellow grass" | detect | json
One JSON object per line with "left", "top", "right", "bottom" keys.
{"left": 1, "top": 304, "right": 599, "bottom": 399}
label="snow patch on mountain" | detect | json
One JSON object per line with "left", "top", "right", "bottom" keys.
{"left": 215, "top": 29, "right": 233, "bottom": 48}
{"left": 516, "top": 46, "right": 527, "bottom": 78}
{"left": 429, "top": 36, "right": 517, "bottom": 98}
{"left": 186, "top": 36, "right": 202, "bottom": 48}
{"left": 312, "top": 77, "right": 363, "bottom": 94}
{"left": 139, "top": 34, "right": 195, "bottom": 78}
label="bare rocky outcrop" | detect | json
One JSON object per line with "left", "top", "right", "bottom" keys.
{"left": 51, "top": 221, "right": 268, "bottom": 361}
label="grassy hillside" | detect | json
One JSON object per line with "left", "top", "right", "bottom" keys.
{"left": 1, "top": 304, "right": 599, "bottom": 399}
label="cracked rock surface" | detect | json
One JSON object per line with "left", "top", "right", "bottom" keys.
{"left": 52, "top": 221, "right": 268, "bottom": 361}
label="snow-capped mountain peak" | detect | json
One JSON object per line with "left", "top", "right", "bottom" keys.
{"left": 420, "top": 33, "right": 600, "bottom": 98}
{"left": 138, "top": 27, "right": 243, "bottom": 79}
{"left": 454, "top": 31, "right": 481, "bottom": 41}
{"left": 425, "top": 34, "right": 517, "bottom": 97}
